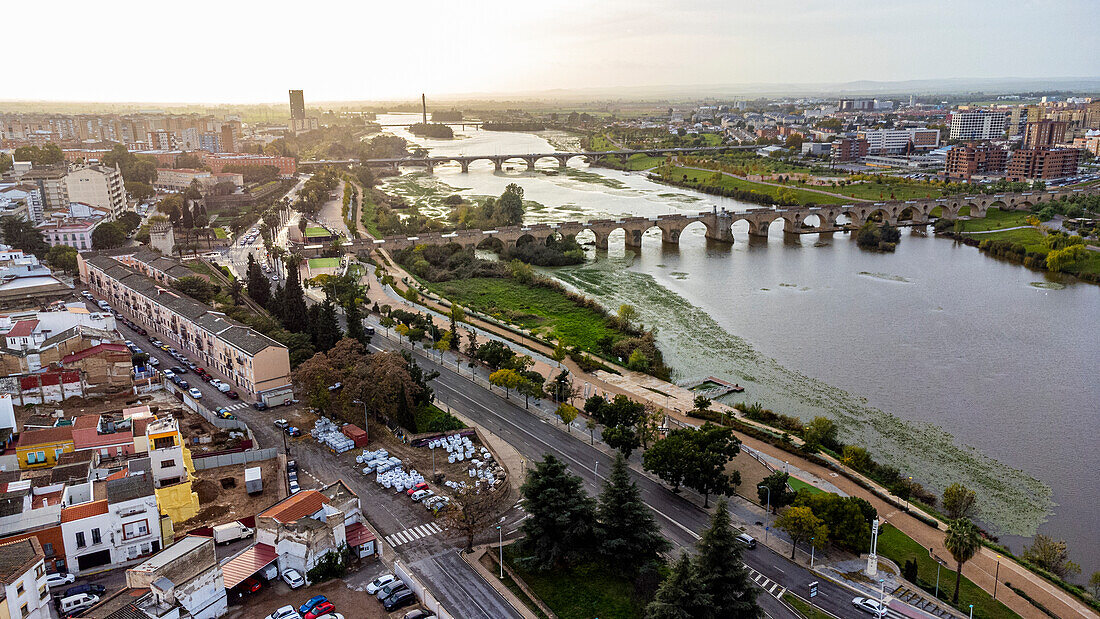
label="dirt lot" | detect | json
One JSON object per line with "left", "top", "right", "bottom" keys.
{"left": 12, "top": 390, "right": 163, "bottom": 426}
{"left": 176, "top": 408, "right": 249, "bottom": 454}
{"left": 226, "top": 574, "right": 422, "bottom": 619}
{"left": 727, "top": 449, "right": 774, "bottom": 503}
{"left": 176, "top": 458, "right": 282, "bottom": 531}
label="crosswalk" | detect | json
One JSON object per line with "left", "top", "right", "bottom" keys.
{"left": 745, "top": 565, "right": 785, "bottom": 598}
{"left": 223, "top": 402, "right": 249, "bottom": 411}
{"left": 384, "top": 522, "right": 444, "bottom": 547}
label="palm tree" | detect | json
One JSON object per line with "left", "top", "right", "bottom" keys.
{"left": 944, "top": 518, "right": 981, "bottom": 604}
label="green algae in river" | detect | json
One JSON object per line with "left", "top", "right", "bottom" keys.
{"left": 1029, "top": 282, "right": 1065, "bottom": 290}
{"left": 551, "top": 259, "right": 1053, "bottom": 538}
{"left": 859, "top": 271, "right": 912, "bottom": 283}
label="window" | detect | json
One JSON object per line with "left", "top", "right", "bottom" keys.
{"left": 20, "top": 603, "right": 27, "bottom": 618}
{"left": 153, "top": 436, "right": 175, "bottom": 450}
{"left": 39, "top": 585, "right": 47, "bottom": 600}
{"left": 75, "top": 531, "right": 85, "bottom": 548}
{"left": 42, "top": 542, "right": 54, "bottom": 557}
{"left": 35, "top": 564, "right": 44, "bottom": 578}
{"left": 123, "top": 520, "right": 149, "bottom": 539}
{"left": 25, "top": 452, "right": 36, "bottom": 464}
{"left": 160, "top": 459, "right": 176, "bottom": 468}
{"left": 17, "top": 582, "right": 24, "bottom": 595}
{"left": 36, "top": 451, "right": 45, "bottom": 463}
{"left": 91, "top": 528, "right": 101, "bottom": 544}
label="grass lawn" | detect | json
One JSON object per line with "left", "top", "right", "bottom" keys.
{"left": 785, "top": 594, "right": 834, "bottom": 619}
{"left": 427, "top": 277, "right": 621, "bottom": 351}
{"left": 213, "top": 227, "right": 228, "bottom": 239}
{"left": 956, "top": 208, "right": 1033, "bottom": 232}
{"left": 786, "top": 477, "right": 824, "bottom": 495}
{"left": 667, "top": 166, "right": 850, "bottom": 205}
{"left": 187, "top": 260, "right": 217, "bottom": 278}
{"left": 503, "top": 546, "right": 645, "bottom": 619}
{"left": 964, "top": 227, "right": 1045, "bottom": 245}
{"left": 800, "top": 181, "right": 943, "bottom": 202}
{"left": 360, "top": 191, "right": 381, "bottom": 238}
{"left": 622, "top": 154, "right": 666, "bottom": 170}
{"left": 305, "top": 226, "right": 330, "bottom": 238}
{"left": 307, "top": 257, "right": 340, "bottom": 269}
{"left": 876, "top": 525, "right": 1015, "bottom": 619}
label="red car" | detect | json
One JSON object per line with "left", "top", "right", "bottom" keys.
{"left": 226, "top": 390, "right": 240, "bottom": 400}
{"left": 304, "top": 602, "right": 335, "bottom": 619}
{"left": 406, "top": 482, "right": 429, "bottom": 496}
{"left": 241, "top": 577, "right": 262, "bottom": 593}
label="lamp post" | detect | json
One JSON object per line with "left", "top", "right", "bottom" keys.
{"left": 497, "top": 524, "right": 503, "bottom": 579}
{"left": 906, "top": 476, "right": 913, "bottom": 511}
{"left": 969, "top": 605, "right": 974, "bottom": 619}
{"left": 810, "top": 537, "right": 816, "bottom": 568}
{"left": 757, "top": 485, "right": 771, "bottom": 545}
{"left": 994, "top": 554, "right": 1001, "bottom": 600}
{"left": 878, "top": 578, "right": 886, "bottom": 614}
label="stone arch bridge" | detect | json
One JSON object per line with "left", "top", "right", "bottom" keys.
{"left": 334, "top": 188, "right": 1091, "bottom": 254}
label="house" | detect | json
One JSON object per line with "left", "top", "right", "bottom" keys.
{"left": 121, "top": 536, "right": 226, "bottom": 619}
{"left": 15, "top": 428, "right": 75, "bottom": 470}
{"left": 0, "top": 538, "right": 53, "bottom": 619}
{"left": 61, "top": 344, "right": 133, "bottom": 390}
{"left": 71, "top": 413, "right": 135, "bottom": 460}
{"left": 0, "top": 527, "right": 66, "bottom": 576}
{"left": 145, "top": 419, "right": 199, "bottom": 523}
{"left": 59, "top": 472, "right": 162, "bottom": 574}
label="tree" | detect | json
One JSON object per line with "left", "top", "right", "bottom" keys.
{"left": 310, "top": 297, "right": 343, "bottom": 352}
{"left": 695, "top": 500, "right": 761, "bottom": 618}
{"left": 344, "top": 297, "right": 369, "bottom": 346}
{"left": 497, "top": 183, "right": 525, "bottom": 225}
{"left": 840, "top": 445, "right": 874, "bottom": 472}
{"left": 518, "top": 455, "right": 596, "bottom": 570}
{"left": 944, "top": 518, "right": 981, "bottom": 604}
{"left": 245, "top": 254, "right": 271, "bottom": 307}
{"left": 173, "top": 276, "right": 219, "bottom": 303}
{"left": 158, "top": 195, "right": 183, "bottom": 226}
{"left": 774, "top": 505, "right": 828, "bottom": 560}
{"left": 125, "top": 181, "right": 155, "bottom": 203}
{"left": 45, "top": 245, "right": 78, "bottom": 274}
{"left": 1090, "top": 571, "right": 1100, "bottom": 598}
{"left": 596, "top": 453, "right": 670, "bottom": 576}
{"left": 617, "top": 303, "right": 639, "bottom": 327}
{"left": 802, "top": 416, "right": 838, "bottom": 451}
{"left": 553, "top": 404, "right": 577, "bottom": 432}
{"left": 117, "top": 211, "right": 142, "bottom": 235}
{"left": 1023, "top": 535, "right": 1081, "bottom": 579}
{"left": 488, "top": 368, "right": 521, "bottom": 399}
{"left": 644, "top": 553, "right": 712, "bottom": 619}
{"left": 0, "top": 216, "right": 48, "bottom": 257}
{"left": 683, "top": 424, "right": 742, "bottom": 507}
{"left": 793, "top": 491, "right": 875, "bottom": 552}
{"left": 941, "top": 483, "right": 977, "bottom": 521}
{"left": 281, "top": 261, "right": 309, "bottom": 333}
{"left": 757, "top": 471, "right": 796, "bottom": 513}
{"left": 14, "top": 143, "right": 64, "bottom": 166}
{"left": 91, "top": 222, "right": 126, "bottom": 249}
{"left": 444, "top": 487, "right": 508, "bottom": 552}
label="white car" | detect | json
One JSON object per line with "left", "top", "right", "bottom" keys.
{"left": 162, "top": 370, "right": 175, "bottom": 379}
{"left": 365, "top": 573, "right": 397, "bottom": 595}
{"left": 265, "top": 605, "right": 302, "bottom": 619}
{"left": 188, "top": 388, "right": 202, "bottom": 399}
{"left": 44, "top": 572, "right": 76, "bottom": 588}
{"left": 852, "top": 597, "right": 887, "bottom": 616}
{"left": 411, "top": 489, "right": 434, "bottom": 502}
{"left": 312, "top": 614, "right": 344, "bottom": 619}
{"left": 281, "top": 569, "right": 306, "bottom": 589}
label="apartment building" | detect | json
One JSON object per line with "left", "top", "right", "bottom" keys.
{"left": 78, "top": 255, "right": 292, "bottom": 403}
{"left": 0, "top": 184, "right": 45, "bottom": 224}
{"left": 19, "top": 170, "right": 68, "bottom": 212}
{"left": 36, "top": 203, "right": 109, "bottom": 252}
{"left": 949, "top": 110, "right": 1009, "bottom": 141}
{"left": 857, "top": 128, "right": 940, "bottom": 155}
{"left": 152, "top": 170, "right": 243, "bottom": 194}
{"left": 59, "top": 472, "right": 161, "bottom": 574}
{"left": 113, "top": 250, "right": 195, "bottom": 285}
{"left": 944, "top": 143, "right": 1009, "bottom": 180}
{"left": 0, "top": 307, "right": 117, "bottom": 375}
{"left": 64, "top": 165, "right": 126, "bottom": 219}
{"left": 0, "top": 538, "right": 53, "bottom": 619}
{"left": 199, "top": 153, "right": 296, "bottom": 177}
{"left": 1006, "top": 148, "right": 1080, "bottom": 181}
{"left": 1022, "top": 120, "right": 1068, "bottom": 149}
{"left": 831, "top": 137, "right": 869, "bottom": 161}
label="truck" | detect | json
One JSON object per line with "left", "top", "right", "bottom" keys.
{"left": 212, "top": 521, "right": 255, "bottom": 545}
{"left": 245, "top": 466, "right": 262, "bottom": 495}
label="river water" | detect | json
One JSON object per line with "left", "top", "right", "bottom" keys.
{"left": 374, "top": 114, "right": 1100, "bottom": 574}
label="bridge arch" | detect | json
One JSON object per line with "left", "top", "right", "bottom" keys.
{"left": 897, "top": 205, "right": 922, "bottom": 222}
{"left": 476, "top": 236, "right": 504, "bottom": 253}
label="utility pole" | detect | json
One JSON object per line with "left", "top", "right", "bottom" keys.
{"left": 422, "top": 93, "right": 427, "bottom": 124}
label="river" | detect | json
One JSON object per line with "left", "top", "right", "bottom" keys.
{"left": 373, "top": 113, "right": 1100, "bottom": 575}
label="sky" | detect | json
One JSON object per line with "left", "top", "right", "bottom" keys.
{"left": 6, "top": 0, "right": 1099, "bottom": 103}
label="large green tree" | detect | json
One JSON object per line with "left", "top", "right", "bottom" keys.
{"left": 695, "top": 500, "right": 761, "bottom": 618}
{"left": 1, "top": 216, "right": 49, "bottom": 257}
{"left": 774, "top": 505, "right": 828, "bottom": 560}
{"left": 793, "top": 491, "right": 876, "bottom": 552}
{"left": 941, "top": 483, "right": 977, "bottom": 521}
{"left": 644, "top": 553, "right": 711, "bottom": 619}
{"left": 518, "top": 455, "right": 596, "bottom": 571}
{"left": 757, "top": 471, "right": 796, "bottom": 513}
{"left": 944, "top": 518, "right": 981, "bottom": 604}
{"left": 308, "top": 297, "right": 343, "bottom": 352}
{"left": 643, "top": 430, "right": 693, "bottom": 492}
{"left": 683, "top": 423, "right": 742, "bottom": 507}
{"left": 280, "top": 259, "right": 309, "bottom": 333}
{"left": 245, "top": 253, "right": 271, "bottom": 307}
{"left": 45, "top": 245, "right": 79, "bottom": 274}
{"left": 173, "top": 276, "right": 219, "bottom": 303}
{"left": 497, "top": 183, "right": 525, "bottom": 225}
{"left": 91, "top": 221, "right": 126, "bottom": 249}
{"left": 596, "top": 453, "right": 670, "bottom": 576}
{"left": 14, "top": 143, "right": 64, "bottom": 166}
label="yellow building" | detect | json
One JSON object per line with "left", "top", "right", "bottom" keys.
{"left": 15, "top": 427, "right": 74, "bottom": 469}
{"left": 147, "top": 418, "right": 200, "bottom": 523}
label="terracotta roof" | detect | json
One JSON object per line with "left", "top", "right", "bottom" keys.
{"left": 61, "top": 499, "right": 108, "bottom": 523}
{"left": 105, "top": 469, "right": 128, "bottom": 481}
{"left": 16, "top": 426, "right": 73, "bottom": 447}
{"left": 5, "top": 320, "right": 38, "bottom": 338}
{"left": 62, "top": 343, "right": 129, "bottom": 365}
{"left": 73, "top": 415, "right": 101, "bottom": 429}
{"left": 221, "top": 543, "right": 277, "bottom": 590}
{"left": 344, "top": 521, "right": 376, "bottom": 547}
{"left": 258, "top": 490, "right": 328, "bottom": 523}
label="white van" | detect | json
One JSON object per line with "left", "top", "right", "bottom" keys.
{"left": 60, "top": 593, "right": 100, "bottom": 614}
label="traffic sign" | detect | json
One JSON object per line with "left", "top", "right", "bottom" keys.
{"left": 809, "top": 581, "right": 818, "bottom": 598}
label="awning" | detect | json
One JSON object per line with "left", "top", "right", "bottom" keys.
{"left": 221, "top": 543, "right": 278, "bottom": 590}
{"left": 345, "top": 522, "right": 377, "bottom": 547}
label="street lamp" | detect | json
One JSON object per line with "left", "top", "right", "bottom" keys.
{"left": 497, "top": 524, "right": 504, "bottom": 579}
{"left": 994, "top": 554, "right": 1001, "bottom": 600}
{"left": 810, "top": 537, "right": 815, "bottom": 567}
{"left": 906, "top": 476, "right": 913, "bottom": 511}
{"left": 878, "top": 578, "right": 886, "bottom": 616}
{"left": 969, "top": 605, "right": 974, "bottom": 619}
{"left": 757, "top": 485, "right": 771, "bottom": 545}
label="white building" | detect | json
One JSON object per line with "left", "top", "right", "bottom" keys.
{"left": 0, "top": 183, "right": 45, "bottom": 224}
{"left": 0, "top": 537, "right": 54, "bottom": 619}
{"left": 119, "top": 536, "right": 227, "bottom": 619}
{"left": 857, "top": 128, "right": 941, "bottom": 154}
{"left": 949, "top": 110, "right": 1009, "bottom": 141}
{"left": 64, "top": 165, "right": 126, "bottom": 220}
{"left": 59, "top": 472, "right": 162, "bottom": 574}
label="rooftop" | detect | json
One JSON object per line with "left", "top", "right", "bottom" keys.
{"left": 61, "top": 499, "right": 108, "bottom": 523}
{"left": 16, "top": 426, "right": 73, "bottom": 447}
{"left": 258, "top": 489, "right": 328, "bottom": 524}
{"left": 0, "top": 537, "right": 42, "bottom": 585}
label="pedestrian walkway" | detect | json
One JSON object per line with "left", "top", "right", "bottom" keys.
{"left": 746, "top": 564, "right": 786, "bottom": 598}
{"left": 222, "top": 402, "right": 249, "bottom": 411}
{"left": 385, "top": 522, "right": 444, "bottom": 547}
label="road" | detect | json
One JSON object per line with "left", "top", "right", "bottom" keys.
{"left": 360, "top": 326, "right": 867, "bottom": 619}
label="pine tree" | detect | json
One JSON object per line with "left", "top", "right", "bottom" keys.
{"left": 281, "top": 264, "right": 309, "bottom": 333}
{"left": 518, "top": 455, "right": 596, "bottom": 570}
{"left": 314, "top": 298, "right": 342, "bottom": 352}
{"left": 645, "top": 553, "right": 712, "bottom": 619}
{"left": 344, "top": 298, "right": 368, "bottom": 346}
{"left": 596, "top": 453, "right": 670, "bottom": 575}
{"left": 695, "top": 500, "right": 760, "bottom": 618}
{"left": 245, "top": 254, "right": 270, "bottom": 307}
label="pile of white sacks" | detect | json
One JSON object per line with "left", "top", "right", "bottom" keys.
{"left": 428, "top": 434, "right": 477, "bottom": 463}
{"left": 312, "top": 418, "right": 354, "bottom": 454}
{"left": 356, "top": 448, "right": 425, "bottom": 492}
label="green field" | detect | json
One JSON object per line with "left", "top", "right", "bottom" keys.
{"left": 621, "top": 154, "right": 666, "bottom": 170}
{"left": 359, "top": 190, "right": 381, "bottom": 238}
{"left": 214, "top": 227, "right": 228, "bottom": 239}
{"left": 799, "top": 180, "right": 943, "bottom": 202}
{"left": 504, "top": 547, "right": 644, "bottom": 619}
{"left": 304, "top": 226, "right": 330, "bottom": 238}
{"left": 876, "top": 525, "right": 1015, "bottom": 619}
{"left": 956, "top": 208, "right": 1033, "bottom": 232}
{"left": 964, "top": 227, "right": 1045, "bottom": 245}
{"left": 666, "top": 166, "right": 850, "bottom": 205}
{"left": 307, "top": 257, "right": 340, "bottom": 269}
{"left": 427, "top": 277, "right": 621, "bottom": 349}
{"left": 786, "top": 477, "right": 824, "bottom": 495}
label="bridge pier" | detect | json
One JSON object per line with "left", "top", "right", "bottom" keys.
{"left": 659, "top": 226, "right": 681, "bottom": 245}
{"left": 625, "top": 229, "right": 644, "bottom": 248}
{"left": 555, "top": 156, "right": 569, "bottom": 169}
{"left": 525, "top": 157, "right": 537, "bottom": 171}
{"left": 460, "top": 160, "right": 470, "bottom": 173}
{"left": 493, "top": 159, "right": 503, "bottom": 172}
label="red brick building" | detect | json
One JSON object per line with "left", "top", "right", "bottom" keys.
{"left": 1006, "top": 148, "right": 1080, "bottom": 180}
{"left": 200, "top": 153, "right": 296, "bottom": 177}
{"left": 945, "top": 143, "right": 1008, "bottom": 180}
{"left": 831, "top": 137, "right": 869, "bottom": 162}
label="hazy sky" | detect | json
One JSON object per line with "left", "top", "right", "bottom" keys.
{"left": 7, "top": 0, "right": 1099, "bottom": 103}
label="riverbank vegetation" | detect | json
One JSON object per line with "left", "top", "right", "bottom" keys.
{"left": 651, "top": 164, "right": 849, "bottom": 206}
{"left": 856, "top": 221, "right": 901, "bottom": 251}
{"left": 408, "top": 122, "right": 454, "bottom": 138}
{"left": 450, "top": 183, "right": 525, "bottom": 227}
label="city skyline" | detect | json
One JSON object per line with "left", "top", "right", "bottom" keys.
{"left": 4, "top": 0, "right": 1099, "bottom": 104}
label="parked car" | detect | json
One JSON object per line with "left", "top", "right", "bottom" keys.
{"left": 382, "top": 589, "right": 417, "bottom": 612}
{"left": 287, "top": 460, "right": 298, "bottom": 473}
{"left": 188, "top": 388, "right": 202, "bottom": 399}
{"left": 304, "top": 601, "right": 334, "bottom": 619}
{"left": 170, "top": 365, "right": 187, "bottom": 374}
{"left": 281, "top": 569, "right": 306, "bottom": 589}
{"left": 406, "top": 482, "right": 429, "bottom": 496}
{"left": 45, "top": 572, "right": 76, "bottom": 588}
{"left": 274, "top": 419, "right": 289, "bottom": 429}
{"left": 59, "top": 593, "right": 100, "bottom": 615}
{"left": 177, "top": 380, "right": 190, "bottom": 389}
{"left": 403, "top": 611, "right": 435, "bottom": 619}
{"left": 736, "top": 533, "right": 757, "bottom": 549}
{"left": 226, "top": 390, "right": 240, "bottom": 400}
{"left": 365, "top": 574, "right": 397, "bottom": 595}
{"left": 216, "top": 382, "right": 232, "bottom": 393}
{"left": 299, "top": 595, "right": 329, "bottom": 615}
{"left": 62, "top": 584, "right": 106, "bottom": 598}
{"left": 162, "top": 370, "right": 175, "bottom": 379}
{"left": 313, "top": 614, "right": 344, "bottom": 619}
{"left": 147, "top": 357, "right": 160, "bottom": 366}
{"left": 241, "top": 577, "right": 262, "bottom": 593}
{"left": 254, "top": 402, "right": 269, "bottom": 411}
{"left": 376, "top": 581, "right": 409, "bottom": 601}
{"left": 289, "top": 480, "right": 301, "bottom": 494}
{"left": 852, "top": 597, "right": 887, "bottom": 616}
{"left": 285, "top": 427, "right": 301, "bottom": 437}
{"left": 215, "top": 408, "right": 236, "bottom": 420}
{"left": 410, "top": 489, "right": 434, "bottom": 502}
{"left": 265, "top": 605, "right": 302, "bottom": 619}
